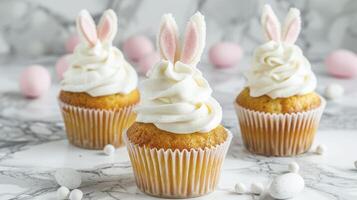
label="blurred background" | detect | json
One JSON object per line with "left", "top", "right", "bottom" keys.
{"left": 0, "top": 0, "right": 356, "bottom": 61}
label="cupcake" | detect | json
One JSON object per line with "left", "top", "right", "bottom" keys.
{"left": 58, "top": 10, "right": 139, "bottom": 149}
{"left": 234, "top": 5, "right": 325, "bottom": 156}
{"left": 125, "top": 12, "right": 232, "bottom": 198}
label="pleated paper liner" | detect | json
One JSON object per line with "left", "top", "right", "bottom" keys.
{"left": 124, "top": 129, "right": 232, "bottom": 198}
{"left": 58, "top": 100, "right": 136, "bottom": 149}
{"left": 234, "top": 97, "right": 326, "bottom": 157}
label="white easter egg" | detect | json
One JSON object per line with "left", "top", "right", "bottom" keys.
{"left": 324, "top": 83, "right": 344, "bottom": 100}
{"left": 56, "top": 186, "right": 70, "bottom": 199}
{"left": 55, "top": 168, "right": 82, "bottom": 189}
{"left": 69, "top": 189, "right": 83, "bottom": 200}
{"left": 269, "top": 173, "right": 305, "bottom": 199}
{"left": 234, "top": 182, "right": 247, "bottom": 194}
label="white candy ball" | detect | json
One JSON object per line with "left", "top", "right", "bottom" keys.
{"left": 69, "top": 189, "right": 83, "bottom": 200}
{"left": 316, "top": 144, "right": 327, "bottom": 155}
{"left": 324, "top": 83, "right": 344, "bottom": 100}
{"left": 56, "top": 186, "right": 70, "bottom": 199}
{"left": 269, "top": 173, "right": 305, "bottom": 199}
{"left": 103, "top": 144, "right": 115, "bottom": 156}
{"left": 55, "top": 168, "right": 82, "bottom": 189}
{"left": 288, "top": 162, "right": 300, "bottom": 173}
{"left": 234, "top": 182, "right": 247, "bottom": 194}
{"left": 251, "top": 182, "right": 264, "bottom": 194}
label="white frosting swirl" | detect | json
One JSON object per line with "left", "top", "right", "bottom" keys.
{"left": 246, "top": 41, "right": 316, "bottom": 99}
{"left": 135, "top": 60, "right": 222, "bottom": 134}
{"left": 61, "top": 41, "right": 137, "bottom": 97}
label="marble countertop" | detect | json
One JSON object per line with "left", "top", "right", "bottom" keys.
{"left": 0, "top": 57, "right": 357, "bottom": 200}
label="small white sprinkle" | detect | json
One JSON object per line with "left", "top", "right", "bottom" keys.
{"left": 234, "top": 182, "right": 247, "bottom": 194}
{"left": 288, "top": 162, "right": 300, "bottom": 173}
{"left": 56, "top": 186, "right": 69, "bottom": 200}
{"left": 316, "top": 144, "right": 327, "bottom": 155}
{"left": 251, "top": 182, "right": 264, "bottom": 195}
{"left": 324, "top": 83, "right": 344, "bottom": 100}
{"left": 69, "top": 189, "right": 83, "bottom": 200}
{"left": 103, "top": 144, "right": 115, "bottom": 156}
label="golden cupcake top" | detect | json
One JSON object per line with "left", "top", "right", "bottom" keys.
{"left": 236, "top": 88, "right": 321, "bottom": 113}
{"left": 59, "top": 89, "right": 140, "bottom": 110}
{"left": 127, "top": 122, "right": 228, "bottom": 150}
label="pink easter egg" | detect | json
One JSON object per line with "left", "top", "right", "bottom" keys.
{"left": 65, "top": 34, "right": 80, "bottom": 53}
{"left": 325, "top": 49, "right": 357, "bottom": 79}
{"left": 19, "top": 65, "right": 51, "bottom": 98}
{"left": 137, "top": 52, "right": 160, "bottom": 75}
{"left": 209, "top": 42, "right": 243, "bottom": 69}
{"left": 123, "top": 35, "right": 154, "bottom": 62}
{"left": 56, "top": 54, "right": 71, "bottom": 80}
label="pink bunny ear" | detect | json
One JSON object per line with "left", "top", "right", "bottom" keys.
{"left": 97, "top": 9, "right": 118, "bottom": 43}
{"left": 282, "top": 8, "right": 301, "bottom": 44}
{"left": 77, "top": 10, "right": 98, "bottom": 46}
{"left": 261, "top": 4, "right": 281, "bottom": 42}
{"left": 157, "top": 14, "right": 179, "bottom": 63}
{"left": 180, "top": 12, "right": 206, "bottom": 66}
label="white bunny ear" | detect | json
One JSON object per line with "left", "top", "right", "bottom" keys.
{"left": 261, "top": 4, "right": 281, "bottom": 42}
{"left": 180, "top": 12, "right": 206, "bottom": 66}
{"left": 157, "top": 13, "right": 179, "bottom": 63}
{"left": 97, "top": 9, "right": 118, "bottom": 43}
{"left": 77, "top": 10, "right": 98, "bottom": 46}
{"left": 282, "top": 8, "right": 301, "bottom": 44}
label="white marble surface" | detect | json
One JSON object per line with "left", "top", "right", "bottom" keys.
{"left": 0, "top": 56, "right": 357, "bottom": 200}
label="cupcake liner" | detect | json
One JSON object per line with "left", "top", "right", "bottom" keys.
{"left": 58, "top": 100, "right": 136, "bottom": 149}
{"left": 234, "top": 97, "right": 326, "bottom": 157}
{"left": 124, "top": 129, "right": 232, "bottom": 198}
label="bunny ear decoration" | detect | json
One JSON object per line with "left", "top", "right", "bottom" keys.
{"left": 282, "top": 8, "right": 301, "bottom": 44}
{"left": 77, "top": 10, "right": 98, "bottom": 47}
{"left": 261, "top": 4, "right": 281, "bottom": 42}
{"left": 157, "top": 14, "right": 179, "bottom": 63}
{"left": 97, "top": 9, "right": 118, "bottom": 43}
{"left": 180, "top": 12, "right": 206, "bottom": 66}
